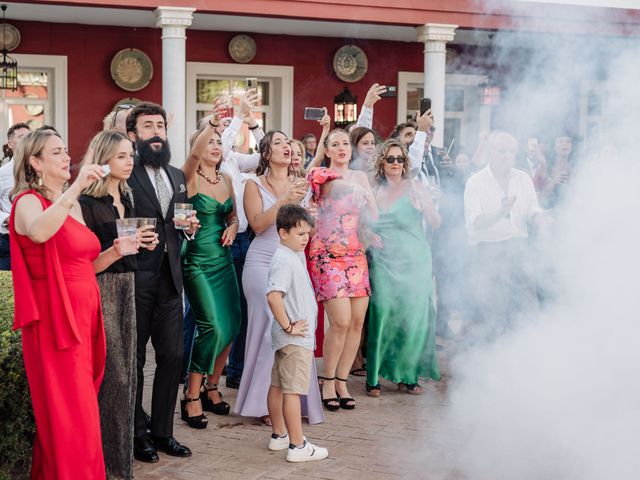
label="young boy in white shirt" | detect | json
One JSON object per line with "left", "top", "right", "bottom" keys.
{"left": 265, "top": 204, "right": 328, "bottom": 463}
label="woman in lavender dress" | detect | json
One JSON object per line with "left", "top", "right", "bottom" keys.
{"left": 233, "top": 131, "right": 324, "bottom": 425}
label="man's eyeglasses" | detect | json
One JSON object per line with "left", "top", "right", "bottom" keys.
{"left": 111, "top": 104, "right": 135, "bottom": 129}
{"left": 385, "top": 155, "right": 406, "bottom": 164}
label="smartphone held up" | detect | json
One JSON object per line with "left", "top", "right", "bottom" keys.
{"left": 304, "top": 107, "right": 326, "bottom": 121}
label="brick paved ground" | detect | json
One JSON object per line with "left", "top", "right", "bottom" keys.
{"left": 134, "top": 346, "right": 464, "bottom": 480}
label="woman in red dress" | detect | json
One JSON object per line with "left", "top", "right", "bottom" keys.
{"left": 10, "top": 129, "right": 127, "bottom": 479}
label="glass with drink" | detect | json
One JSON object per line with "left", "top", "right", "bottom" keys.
{"left": 174, "top": 203, "right": 193, "bottom": 230}
{"left": 115, "top": 218, "right": 139, "bottom": 255}
{"left": 137, "top": 218, "right": 157, "bottom": 247}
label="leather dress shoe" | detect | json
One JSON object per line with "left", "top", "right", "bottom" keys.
{"left": 151, "top": 436, "right": 192, "bottom": 458}
{"left": 133, "top": 435, "right": 159, "bottom": 463}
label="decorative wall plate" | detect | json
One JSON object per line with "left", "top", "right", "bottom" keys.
{"left": 110, "top": 48, "right": 153, "bottom": 92}
{"left": 0, "top": 24, "right": 20, "bottom": 51}
{"left": 228, "top": 34, "right": 257, "bottom": 64}
{"left": 333, "top": 45, "right": 368, "bottom": 83}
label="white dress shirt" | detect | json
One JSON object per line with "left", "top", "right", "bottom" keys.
{"left": 220, "top": 117, "right": 264, "bottom": 233}
{"left": 464, "top": 165, "right": 542, "bottom": 246}
{"left": 0, "top": 159, "right": 14, "bottom": 234}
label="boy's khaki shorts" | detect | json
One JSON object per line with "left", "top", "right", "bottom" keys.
{"left": 270, "top": 344, "right": 313, "bottom": 395}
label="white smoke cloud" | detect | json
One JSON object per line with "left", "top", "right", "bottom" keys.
{"left": 444, "top": 14, "right": 640, "bottom": 480}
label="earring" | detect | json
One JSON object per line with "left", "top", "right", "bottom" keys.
{"left": 36, "top": 172, "right": 44, "bottom": 187}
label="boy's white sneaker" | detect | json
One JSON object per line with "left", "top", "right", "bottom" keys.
{"left": 286, "top": 439, "right": 328, "bottom": 462}
{"left": 268, "top": 432, "right": 290, "bottom": 451}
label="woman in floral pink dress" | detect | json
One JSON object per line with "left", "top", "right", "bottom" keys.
{"left": 307, "top": 129, "right": 377, "bottom": 411}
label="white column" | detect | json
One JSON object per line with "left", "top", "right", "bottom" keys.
{"left": 155, "top": 6, "right": 195, "bottom": 167}
{"left": 416, "top": 23, "right": 457, "bottom": 147}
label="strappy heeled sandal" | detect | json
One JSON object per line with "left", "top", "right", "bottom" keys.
{"left": 200, "top": 383, "right": 231, "bottom": 415}
{"left": 318, "top": 376, "right": 340, "bottom": 411}
{"left": 335, "top": 377, "right": 356, "bottom": 410}
{"left": 398, "top": 382, "right": 424, "bottom": 395}
{"left": 180, "top": 396, "right": 208, "bottom": 429}
{"left": 365, "top": 382, "right": 381, "bottom": 398}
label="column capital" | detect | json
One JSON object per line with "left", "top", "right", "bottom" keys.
{"left": 416, "top": 23, "right": 458, "bottom": 44}
{"left": 154, "top": 6, "right": 195, "bottom": 31}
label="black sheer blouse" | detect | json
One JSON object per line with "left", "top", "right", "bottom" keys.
{"left": 79, "top": 192, "right": 137, "bottom": 273}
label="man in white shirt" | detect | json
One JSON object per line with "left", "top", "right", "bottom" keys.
{"left": 0, "top": 122, "right": 31, "bottom": 270}
{"left": 464, "top": 131, "right": 543, "bottom": 338}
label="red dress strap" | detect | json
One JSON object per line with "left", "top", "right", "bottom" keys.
{"left": 306, "top": 167, "right": 342, "bottom": 201}
{"left": 10, "top": 190, "right": 83, "bottom": 350}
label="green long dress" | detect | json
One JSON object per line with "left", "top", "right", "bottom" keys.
{"left": 366, "top": 194, "right": 440, "bottom": 386}
{"left": 182, "top": 191, "right": 240, "bottom": 375}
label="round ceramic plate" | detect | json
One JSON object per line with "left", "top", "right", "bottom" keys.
{"left": 110, "top": 48, "right": 153, "bottom": 92}
{"left": 228, "top": 34, "right": 257, "bottom": 64}
{"left": 333, "top": 45, "right": 368, "bottom": 83}
{"left": 0, "top": 24, "right": 20, "bottom": 51}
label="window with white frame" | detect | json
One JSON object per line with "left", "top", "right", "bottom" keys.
{"left": 397, "top": 72, "right": 491, "bottom": 155}
{"left": 0, "top": 54, "right": 67, "bottom": 147}
{"left": 187, "top": 63, "right": 293, "bottom": 154}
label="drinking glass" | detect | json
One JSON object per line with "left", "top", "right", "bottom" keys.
{"left": 115, "top": 218, "right": 138, "bottom": 255}
{"left": 137, "top": 218, "right": 157, "bottom": 247}
{"left": 174, "top": 203, "right": 193, "bottom": 230}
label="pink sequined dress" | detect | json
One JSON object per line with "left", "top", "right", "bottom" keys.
{"left": 307, "top": 167, "right": 370, "bottom": 302}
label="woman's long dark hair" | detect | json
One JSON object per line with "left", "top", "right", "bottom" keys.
{"left": 255, "top": 130, "right": 287, "bottom": 176}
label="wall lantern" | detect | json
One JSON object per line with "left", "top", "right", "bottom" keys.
{"left": 479, "top": 77, "right": 501, "bottom": 106}
{"left": 0, "top": 5, "right": 17, "bottom": 92}
{"left": 334, "top": 86, "right": 358, "bottom": 128}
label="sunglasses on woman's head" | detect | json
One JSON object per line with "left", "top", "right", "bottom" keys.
{"left": 111, "top": 104, "right": 135, "bottom": 129}
{"left": 385, "top": 155, "right": 406, "bottom": 164}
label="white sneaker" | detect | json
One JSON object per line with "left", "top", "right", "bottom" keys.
{"left": 268, "top": 432, "right": 290, "bottom": 451}
{"left": 286, "top": 439, "right": 328, "bottom": 463}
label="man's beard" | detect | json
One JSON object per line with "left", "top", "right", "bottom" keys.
{"left": 137, "top": 136, "right": 171, "bottom": 169}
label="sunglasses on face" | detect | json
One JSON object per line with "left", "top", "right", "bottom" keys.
{"left": 385, "top": 155, "right": 406, "bottom": 164}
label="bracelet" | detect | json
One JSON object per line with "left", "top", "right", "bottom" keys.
{"left": 208, "top": 120, "right": 219, "bottom": 128}
{"left": 227, "top": 218, "right": 239, "bottom": 227}
{"left": 283, "top": 322, "right": 292, "bottom": 333}
{"left": 248, "top": 124, "right": 259, "bottom": 131}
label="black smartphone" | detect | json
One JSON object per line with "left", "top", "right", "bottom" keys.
{"left": 304, "top": 107, "right": 325, "bottom": 121}
{"left": 246, "top": 77, "right": 258, "bottom": 89}
{"left": 380, "top": 86, "right": 397, "bottom": 97}
{"left": 420, "top": 97, "right": 432, "bottom": 115}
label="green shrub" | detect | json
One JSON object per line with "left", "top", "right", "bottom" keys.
{"left": 0, "top": 271, "right": 33, "bottom": 480}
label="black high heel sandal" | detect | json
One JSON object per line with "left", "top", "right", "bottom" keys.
{"left": 318, "top": 376, "right": 340, "bottom": 411}
{"left": 180, "top": 396, "right": 208, "bottom": 429}
{"left": 200, "top": 383, "right": 231, "bottom": 415}
{"left": 336, "top": 377, "right": 356, "bottom": 410}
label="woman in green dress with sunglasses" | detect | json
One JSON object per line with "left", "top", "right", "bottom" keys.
{"left": 366, "top": 139, "right": 441, "bottom": 396}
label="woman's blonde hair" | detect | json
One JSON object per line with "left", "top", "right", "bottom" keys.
{"left": 188, "top": 125, "right": 222, "bottom": 171}
{"left": 372, "top": 139, "right": 411, "bottom": 185}
{"left": 289, "top": 138, "right": 306, "bottom": 177}
{"left": 11, "top": 129, "right": 62, "bottom": 200}
{"left": 82, "top": 130, "right": 132, "bottom": 198}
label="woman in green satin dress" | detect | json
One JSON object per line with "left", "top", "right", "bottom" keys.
{"left": 180, "top": 116, "right": 241, "bottom": 428}
{"left": 365, "top": 140, "right": 442, "bottom": 397}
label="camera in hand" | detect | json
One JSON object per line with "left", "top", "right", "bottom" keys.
{"left": 420, "top": 97, "right": 432, "bottom": 116}
{"left": 246, "top": 77, "right": 258, "bottom": 89}
{"left": 380, "top": 86, "right": 397, "bottom": 97}
{"left": 304, "top": 107, "right": 325, "bottom": 121}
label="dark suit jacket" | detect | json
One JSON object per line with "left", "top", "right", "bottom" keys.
{"left": 127, "top": 161, "right": 188, "bottom": 294}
